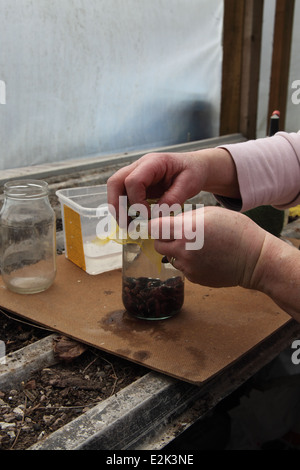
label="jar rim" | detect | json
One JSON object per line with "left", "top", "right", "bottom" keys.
{"left": 3, "top": 179, "right": 49, "bottom": 199}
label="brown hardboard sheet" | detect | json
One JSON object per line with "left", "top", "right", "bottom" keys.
{"left": 0, "top": 255, "right": 290, "bottom": 384}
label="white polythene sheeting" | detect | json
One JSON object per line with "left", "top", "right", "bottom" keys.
{"left": 0, "top": 0, "right": 223, "bottom": 170}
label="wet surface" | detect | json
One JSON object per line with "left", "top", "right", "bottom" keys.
{"left": 100, "top": 308, "right": 185, "bottom": 342}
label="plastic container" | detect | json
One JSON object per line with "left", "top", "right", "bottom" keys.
{"left": 56, "top": 185, "right": 122, "bottom": 275}
{"left": 0, "top": 179, "right": 56, "bottom": 294}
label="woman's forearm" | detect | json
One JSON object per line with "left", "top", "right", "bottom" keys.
{"left": 192, "top": 147, "right": 241, "bottom": 199}
{"left": 219, "top": 132, "right": 300, "bottom": 211}
{"left": 251, "top": 235, "right": 300, "bottom": 322}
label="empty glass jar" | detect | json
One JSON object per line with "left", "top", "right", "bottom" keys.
{"left": 0, "top": 180, "right": 56, "bottom": 294}
{"left": 122, "top": 235, "right": 184, "bottom": 320}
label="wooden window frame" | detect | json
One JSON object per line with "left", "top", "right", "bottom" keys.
{"left": 220, "top": 0, "right": 295, "bottom": 139}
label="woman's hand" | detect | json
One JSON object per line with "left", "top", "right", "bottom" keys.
{"left": 150, "top": 206, "right": 266, "bottom": 289}
{"left": 107, "top": 148, "right": 240, "bottom": 223}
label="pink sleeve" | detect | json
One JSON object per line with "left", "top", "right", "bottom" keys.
{"left": 218, "top": 131, "right": 300, "bottom": 212}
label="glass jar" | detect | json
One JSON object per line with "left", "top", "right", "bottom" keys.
{"left": 0, "top": 180, "right": 56, "bottom": 294}
{"left": 122, "top": 236, "right": 184, "bottom": 320}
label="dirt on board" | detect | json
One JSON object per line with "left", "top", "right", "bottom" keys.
{"left": 0, "top": 309, "right": 147, "bottom": 450}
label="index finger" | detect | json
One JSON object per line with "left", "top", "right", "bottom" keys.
{"left": 107, "top": 154, "right": 170, "bottom": 222}
{"left": 107, "top": 161, "right": 140, "bottom": 222}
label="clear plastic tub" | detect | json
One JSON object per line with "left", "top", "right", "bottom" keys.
{"left": 56, "top": 185, "right": 122, "bottom": 275}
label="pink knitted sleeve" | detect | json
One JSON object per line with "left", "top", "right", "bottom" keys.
{"left": 217, "top": 131, "right": 300, "bottom": 212}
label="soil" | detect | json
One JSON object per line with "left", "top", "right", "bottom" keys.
{"left": 0, "top": 308, "right": 148, "bottom": 450}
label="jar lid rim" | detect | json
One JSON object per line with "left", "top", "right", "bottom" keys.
{"left": 3, "top": 179, "right": 49, "bottom": 198}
